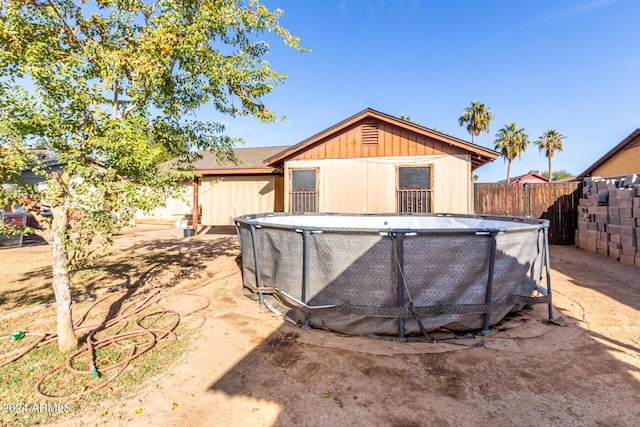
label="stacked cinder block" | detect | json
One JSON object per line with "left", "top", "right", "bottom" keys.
{"left": 576, "top": 175, "right": 640, "bottom": 267}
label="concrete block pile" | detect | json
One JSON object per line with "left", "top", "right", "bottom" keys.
{"left": 576, "top": 175, "right": 640, "bottom": 267}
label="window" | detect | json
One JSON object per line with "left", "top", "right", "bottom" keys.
{"left": 397, "top": 166, "right": 432, "bottom": 213}
{"left": 290, "top": 169, "right": 318, "bottom": 212}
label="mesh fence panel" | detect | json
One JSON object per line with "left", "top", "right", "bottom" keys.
{"left": 402, "top": 232, "right": 491, "bottom": 332}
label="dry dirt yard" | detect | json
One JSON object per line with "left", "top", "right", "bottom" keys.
{"left": 4, "top": 226, "right": 640, "bottom": 426}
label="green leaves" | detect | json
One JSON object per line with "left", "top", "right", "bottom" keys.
{"left": 535, "top": 129, "right": 566, "bottom": 159}
{"left": 493, "top": 123, "right": 529, "bottom": 183}
{"left": 458, "top": 101, "right": 495, "bottom": 144}
{"left": 494, "top": 123, "right": 529, "bottom": 162}
{"left": 0, "top": 0, "right": 304, "bottom": 267}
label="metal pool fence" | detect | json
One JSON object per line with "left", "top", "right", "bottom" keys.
{"left": 235, "top": 213, "right": 553, "bottom": 339}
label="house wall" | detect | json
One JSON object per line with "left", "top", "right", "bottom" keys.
{"left": 137, "top": 175, "right": 279, "bottom": 226}
{"left": 200, "top": 176, "right": 277, "bottom": 225}
{"left": 136, "top": 185, "right": 193, "bottom": 226}
{"left": 592, "top": 143, "right": 640, "bottom": 177}
{"left": 284, "top": 155, "right": 471, "bottom": 214}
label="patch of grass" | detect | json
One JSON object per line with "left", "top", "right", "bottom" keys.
{"left": 0, "top": 309, "right": 196, "bottom": 426}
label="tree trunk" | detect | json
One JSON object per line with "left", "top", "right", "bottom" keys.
{"left": 506, "top": 160, "right": 512, "bottom": 183}
{"left": 548, "top": 157, "right": 553, "bottom": 182}
{"left": 51, "top": 204, "right": 77, "bottom": 352}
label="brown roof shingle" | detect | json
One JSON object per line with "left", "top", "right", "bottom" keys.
{"left": 163, "top": 145, "right": 291, "bottom": 175}
{"left": 191, "top": 145, "right": 290, "bottom": 171}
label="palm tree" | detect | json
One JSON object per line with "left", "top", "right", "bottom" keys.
{"left": 458, "top": 101, "right": 495, "bottom": 144}
{"left": 535, "top": 129, "right": 566, "bottom": 181}
{"left": 494, "top": 123, "right": 529, "bottom": 183}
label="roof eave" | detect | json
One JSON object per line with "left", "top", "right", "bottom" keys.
{"left": 194, "top": 167, "right": 282, "bottom": 176}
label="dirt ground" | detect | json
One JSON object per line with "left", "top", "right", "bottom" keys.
{"left": 6, "top": 226, "right": 640, "bottom": 426}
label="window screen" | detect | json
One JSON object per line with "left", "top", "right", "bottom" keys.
{"left": 399, "top": 167, "right": 431, "bottom": 189}
{"left": 291, "top": 169, "right": 317, "bottom": 191}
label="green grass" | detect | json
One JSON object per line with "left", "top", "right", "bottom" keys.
{"left": 0, "top": 309, "right": 195, "bottom": 426}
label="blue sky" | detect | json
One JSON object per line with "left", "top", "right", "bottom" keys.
{"left": 207, "top": 0, "right": 640, "bottom": 182}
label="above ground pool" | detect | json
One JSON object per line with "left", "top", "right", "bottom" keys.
{"left": 234, "top": 213, "right": 552, "bottom": 339}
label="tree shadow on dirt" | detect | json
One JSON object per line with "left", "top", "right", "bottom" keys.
{"left": 123, "top": 234, "right": 238, "bottom": 261}
{"left": 199, "top": 226, "right": 237, "bottom": 236}
{"left": 1, "top": 233, "right": 239, "bottom": 314}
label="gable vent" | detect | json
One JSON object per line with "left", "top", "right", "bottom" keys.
{"left": 362, "top": 122, "right": 378, "bottom": 144}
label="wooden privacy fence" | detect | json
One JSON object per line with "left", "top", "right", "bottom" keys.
{"left": 474, "top": 182, "right": 582, "bottom": 245}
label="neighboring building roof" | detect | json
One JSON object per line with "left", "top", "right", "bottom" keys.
{"left": 498, "top": 171, "right": 549, "bottom": 183}
{"left": 577, "top": 128, "right": 640, "bottom": 179}
{"left": 172, "top": 145, "right": 291, "bottom": 175}
{"left": 265, "top": 108, "right": 500, "bottom": 170}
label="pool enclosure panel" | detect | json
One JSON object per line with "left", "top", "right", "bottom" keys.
{"left": 235, "top": 213, "right": 551, "bottom": 338}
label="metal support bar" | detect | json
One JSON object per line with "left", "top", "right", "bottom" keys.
{"left": 395, "top": 232, "right": 407, "bottom": 341}
{"left": 234, "top": 221, "right": 243, "bottom": 247}
{"left": 482, "top": 231, "right": 499, "bottom": 335}
{"left": 538, "top": 228, "right": 545, "bottom": 283}
{"left": 278, "top": 290, "right": 339, "bottom": 311}
{"left": 302, "top": 229, "right": 312, "bottom": 330}
{"left": 543, "top": 225, "right": 554, "bottom": 320}
{"left": 249, "top": 224, "right": 265, "bottom": 308}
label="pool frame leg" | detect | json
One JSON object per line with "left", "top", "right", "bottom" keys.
{"left": 482, "top": 231, "right": 499, "bottom": 335}
{"left": 543, "top": 225, "right": 554, "bottom": 321}
{"left": 249, "top": 224, "right": 265, "bottom": 309}
{"left": 395, "top": 232, "right": 407, "bottom": 341}
{"left": 302, "top": 229, "right": 312, "bottom": 330}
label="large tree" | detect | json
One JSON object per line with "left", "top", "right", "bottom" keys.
{"left": 0, "top": 0, "right": 304, "bottom": 351}
{"left": 535, "top": 129, "right": 567, "bottom": 181}
{"left": 458, "top": 101, "right": 494, "bottom": 144}
{"left": 494, "top": 123, "right": 529, "bottom": 183}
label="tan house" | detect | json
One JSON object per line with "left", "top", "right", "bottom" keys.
{"left": 141, "top": 108, "right": 499, "bottom": 227}
{"left": 578, "top": 128, "right": 640, "bottom": 179}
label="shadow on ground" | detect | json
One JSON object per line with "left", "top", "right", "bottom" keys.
{"left": 1, "top": 228, "right": 240, "bottom": 313}
{"left": 205, "top": 245, "right": 640, "bottom": 426}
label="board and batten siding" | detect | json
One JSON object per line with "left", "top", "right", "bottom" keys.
{"left": 290, "top": 121, "right": 471, "bottom": 161}
{"left": 284, "top": 155, "right": 471, "bottom": 214}
{"left": 591, "top": 143, "right": 640, "bottom": 178}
